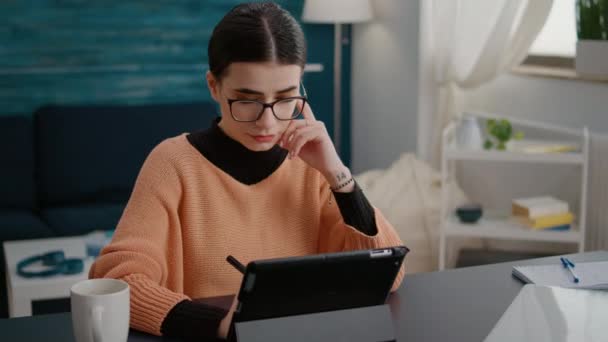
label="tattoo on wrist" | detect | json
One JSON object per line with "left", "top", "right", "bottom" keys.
{"left": 336, "top": 172, "right": 348, "bottom": 182}
{"left": 330, "top": 177, "right": 354, "bottom": 191}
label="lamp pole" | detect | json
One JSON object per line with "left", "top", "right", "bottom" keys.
{"left": 302, "top": 0, "right": 373, "bottom": 156}
{"left": 333, "top": 23, "right": 342, "bottom": 155}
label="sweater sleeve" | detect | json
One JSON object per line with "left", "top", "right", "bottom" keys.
{"left": 89, "top": 140, "right": 216, "bottom": 336}
{"left": 160, "top": 299, "right": 227, "bottom": 341}
{"left": 317, "top": 177, "right": 406, "bottom": 291}
{"left": 332, "top": 182, "right": 377, "bottom": 235}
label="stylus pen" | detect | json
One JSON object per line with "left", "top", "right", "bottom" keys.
{"left": 226, "top": 255, "right": 246, "bottom": 274}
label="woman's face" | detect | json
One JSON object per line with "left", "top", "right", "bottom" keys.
{"left": 207, "top": 62, "right": 303, "bottom": 152}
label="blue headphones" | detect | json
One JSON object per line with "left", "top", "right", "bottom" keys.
{"left": 17, "top": 250, "right": 84, "bottom": 278}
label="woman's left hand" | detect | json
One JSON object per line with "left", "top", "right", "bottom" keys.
{"left": 278, "top": 103, "right": 353, "bottom": 191}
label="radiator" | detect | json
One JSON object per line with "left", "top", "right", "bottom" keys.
{"left": 586, "top": 132, "right": 608, "bottom": 251}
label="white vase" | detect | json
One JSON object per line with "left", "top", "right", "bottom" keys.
{"left": 456, "top": 115, "right": 483, "bottom": 150}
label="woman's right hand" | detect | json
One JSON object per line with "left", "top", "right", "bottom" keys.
{"left": 217, "top": 295, "right": 239, "bottom": 339}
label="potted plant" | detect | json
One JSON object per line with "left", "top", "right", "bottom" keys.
{"left": 483, "top": 119, "right": 524, "bottom": 151}
{"left": 575, "top": 0, "right": 608, "bottom": 78}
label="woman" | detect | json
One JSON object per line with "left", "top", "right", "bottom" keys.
{"left": 89, "top": 2, "right": 405, "bottom": 340}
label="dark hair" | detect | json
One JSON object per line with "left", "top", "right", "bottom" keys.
{"left": 208, "top": 2, "right": 307, "bottom": 80}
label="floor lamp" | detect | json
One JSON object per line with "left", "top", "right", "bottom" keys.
{"left": 302, "top": 0, "right": 373, "bottom": 155}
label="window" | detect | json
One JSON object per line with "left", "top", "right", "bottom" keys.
{"left": 528, "top": 0, "right": 576, "bottom": 58}
{"left": 515, "top": 0, "right": 587, "bottom": 79}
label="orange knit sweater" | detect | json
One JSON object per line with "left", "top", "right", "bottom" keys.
{"left": 89, "top": 134, "right": 405, "bottom": 336}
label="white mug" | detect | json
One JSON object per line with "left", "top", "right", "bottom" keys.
{"left": 70, "top": 278, "right": 130, "bottom": 342}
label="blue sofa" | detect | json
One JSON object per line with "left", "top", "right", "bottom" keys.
{"left": 0, "top": 101, "right": 217, "bottom": 317}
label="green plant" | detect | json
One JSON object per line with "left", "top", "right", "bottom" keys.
{"left": 483, "top": 119, "right": 524, "bottom": 151}
{"left": 577, "top": 0, "right": 608, "bottom": 40}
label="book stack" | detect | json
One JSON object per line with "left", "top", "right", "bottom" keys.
{"left": 512, "top": 196, "right": 574, "bottom": 231}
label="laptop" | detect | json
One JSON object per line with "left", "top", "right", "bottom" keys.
{"left": 231, "top": 246, "right": 408, "bottom": 324}
{"left": 484, "top": 284, "right": 608, "bottom": 342}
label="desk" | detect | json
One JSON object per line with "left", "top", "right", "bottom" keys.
{"left": 2, "top": 251, "right": 607, "bottom": 342}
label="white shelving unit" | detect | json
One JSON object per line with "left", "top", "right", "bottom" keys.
{"left": 438, "top": 112, "right": 589, "bottom": 270}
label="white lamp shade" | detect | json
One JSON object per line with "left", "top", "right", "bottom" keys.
{"left": 302, "top": 0, "right": 373, "bottom": 23}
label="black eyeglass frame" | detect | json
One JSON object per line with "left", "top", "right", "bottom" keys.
{"left": 226, "top": 82, "right": 309, "bottom": 122}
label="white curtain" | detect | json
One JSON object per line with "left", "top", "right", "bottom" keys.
{"left": 587, "top": 132, "right": 608, "bottom": 251}
{"left": 420, "top": 0, "right": 553, "bottom": 166}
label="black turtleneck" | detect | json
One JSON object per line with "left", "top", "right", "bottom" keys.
{"left": 186, "top": 118, "right": 289, "bottom": 185}
{"left": 161, "top": 118, "right": 377, "bottom": 341}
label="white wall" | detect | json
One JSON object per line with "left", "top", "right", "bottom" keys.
{"left": 352, "top": 0, "right": 607, "bottom": 175}
{"left": 351, "top": 0, "right": 420, "bottom": 173}
{"left": 465, "top": 73, "right": 608, "bottom": 134}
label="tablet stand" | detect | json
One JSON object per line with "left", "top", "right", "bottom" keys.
{"left": 233, "top": 304, "right": 395, "bottom": 342}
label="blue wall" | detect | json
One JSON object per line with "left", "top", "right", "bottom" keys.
{"left": 0, "top": 0, "right": 351, "bottom": 164}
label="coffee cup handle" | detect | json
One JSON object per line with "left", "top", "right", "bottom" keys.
{"left": 91, "top": 306, "right": 104, "bottom": 342}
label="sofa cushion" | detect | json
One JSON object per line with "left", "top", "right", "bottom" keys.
{"left": 41, "top": 203, "right": 126, "bottom": 237}
{"left": 35, "top": 102, "right": 217, "bottom": 206}
{"left": 0, "top": 210, "right": 54, "bottom": 242}
{"left": 0, "top": 116, "right": 36, "bottom": 210}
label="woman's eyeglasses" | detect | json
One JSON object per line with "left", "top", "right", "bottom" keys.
{"left": 227, "top": 82, "right": 309, "bottom": 122}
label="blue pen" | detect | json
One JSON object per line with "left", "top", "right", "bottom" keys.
{"left": 560, "top": 257, "right": 580, "bottom": 283}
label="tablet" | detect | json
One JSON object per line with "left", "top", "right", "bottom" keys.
{"left": 232, "top": 246, "right": 408, "bottom": 323}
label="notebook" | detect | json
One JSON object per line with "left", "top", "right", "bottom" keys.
{"left": 512, "top": 260, "right": 608, "bottom": 290}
